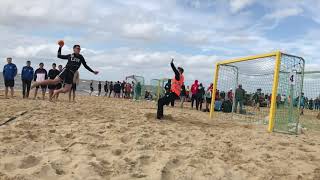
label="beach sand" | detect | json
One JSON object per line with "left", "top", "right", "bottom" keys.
{"left": 0, "top": 93, "right": 320, "bottom": 180}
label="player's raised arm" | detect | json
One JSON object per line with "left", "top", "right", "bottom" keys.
{"left": 57, "top": 40, "right": 69, "bottom": 59}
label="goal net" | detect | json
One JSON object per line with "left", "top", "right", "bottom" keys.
{"left": 210, "top": 52, "right": 305, "bottom": 134}
{"left": 300, "top": 71, "right": 320, "bottom": 130}
{"left": 149, "top": 78, "right": 170, "bottom": 101}
{"left": 126, "top": 75, "right": 145, "bottom": 100}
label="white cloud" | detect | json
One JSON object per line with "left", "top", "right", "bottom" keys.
{"left": 229, "top": 0, "right": 255, "bottom": 13}
{"left": 265, "top": 7, "right": 303, "bottom": 20}
{"left": 0, "top": 0, "right": 319, "bottom": 87}
{"left": 122, "top": 23, "right": 160, "bottom": 40}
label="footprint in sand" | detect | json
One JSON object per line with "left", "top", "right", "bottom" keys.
{"left": 161, "top": 157, "right": 182, "bottom": 180}
{"left": 50, "top": 162, "right": 65, "bottom": 175}
{"left": 19, "top": 155, "right": 41, "bottom": 169}
{"left": 112, "top": 149, "right": 122, "bottom": 156}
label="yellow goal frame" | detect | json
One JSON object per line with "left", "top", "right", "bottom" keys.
{"left": 209, "top": 51, "right": 282, "bottom": 132}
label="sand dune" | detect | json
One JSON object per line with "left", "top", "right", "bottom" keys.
{"left": 0, "top": 94, "right": 320, "bottom": 180}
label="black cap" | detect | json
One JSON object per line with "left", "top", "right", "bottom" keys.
{"left": 52, "top": 63, "right": 56, "bottom": 66}
{"left": 73, "top": 45, "right": 81, "bottom": 49}
{"left": 39, "top": 62, "right": 44, "bottom": 65}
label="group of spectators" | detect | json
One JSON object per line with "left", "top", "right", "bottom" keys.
{"left": 89, "top": 80, "right": 143, "bottom": 100}
{"left": 213, "top": 84, "right": 320, "bottom": 116}
{"left": 159, "top": 79, "right": 214, "bottom": 112}
{"left": 2, "top": 57, "right": 79, "bottom": 102}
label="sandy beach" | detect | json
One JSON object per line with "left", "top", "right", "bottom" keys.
{"left": 0, "top": 94, "right": 320, "bottom": 180}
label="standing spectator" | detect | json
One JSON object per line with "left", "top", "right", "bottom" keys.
{"left": 121, "top": 81, "right": 126, "bottom": 98}
{"left": 180, "top": 83, "right": 187, "bottom": 108}
{"left": 135, "top": 82, "right": 142, "bottom": 100}
{"left": 55, "top": 65, "right": 63, "bottom": 100}
{"left": 125, "top": 82, "right": 132, "bottom": 98}
{"left": 315, "top": 97, "right": 320, "bottom": 110}
{"left": 21, "top": 60, "right": 34, "bottom": 99}
{"left": 253, "top": 88, "right": 262, "bottom": 111}
{"left": 227, "top": 88, "right": 233, "bottom": 101}
{"left": 204, "top": 83, "right": 213, "bottom": 112}
{"left": 109, "top": 81, "right": 114, "bottom": 97}
{"left": 3, "top": 57, "right": 17, "bottom": 99}
{"left": 215, "top": 89, "right": 220, "bottom": 100}
{"left": 276, "top": 94, "right": 281, "bottom": 108}
{"left": 114, "top": 81, "right": 121, "bottom": 98}
{"left": 98, "top": 81, "right": 102, "bottom": 96}
{"left": 191, "top": 80, "right": 199, "bottom": 108}
{"left": 104, "top": 81, "right": 108, "bottom": 96}
{"left": 33, "top": 63, "right": 47, "bottom": 100}
{"left": 196, "top": 83, "right": 205, "bottom": 111}
{"left": 89, "top": 80, "right": 94, "bottom": 96}
{"left": 234, "top": 84, "right": 245, "bottom": 113}
{"left": 48, "top": 63, "right": 60, "bottom": 101}
{"left": 131, "top": 81, "right": 135, "bottom": 99}
{"left": 300, "top": 93, "right": 306, "bottom": 115}
{"left": 186, "top": 85, "right": 190, "bottom": 100}
{"left": 309, "top": 98, "right": 314, "bottom": 110}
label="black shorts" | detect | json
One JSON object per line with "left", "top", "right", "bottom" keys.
{"left": 36, "top": 85, "right": 47, "bottom": 90}
{"left": 48, "top": 84, "right": 56, "bottom": 90}
{"left": 206, "top": 97, "right": 212, "bottom": 103}
{"left": 71, "top": 84, "right": 77, "bottom": 91}
{"left": 4, "top": 80, "right": 14, "bottom": 87}
{"left": 56, "top": 83, "right": 62, "bottom": 90}
{"left": 58, "top": 68, "right": 74, "bottom": 85}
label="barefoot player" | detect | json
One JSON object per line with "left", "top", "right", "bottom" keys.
{"left": 31, "top": 41, "right": 98, "bottom": 96}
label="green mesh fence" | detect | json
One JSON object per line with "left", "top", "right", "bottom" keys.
{"left": 215, "top": 56, "right": 276, "bottom": 124}
{"left": 126, "top": 75, "right": 145, "bottom": 100}
{"left": 150, "top": 79, "right": 160, "bottom": 101}
{"left": 273, "top": 54, "right": 304, "bottom": 134}
{"left": 213, "top": 52, "right": 305, "bottom": 134}
{"left": 149, "top": 78, "right": 170, "bottom": 101}
{"left": 299, "top": 71, "right": 320, "bottom": 131}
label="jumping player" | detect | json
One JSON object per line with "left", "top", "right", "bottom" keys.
{"left": 31, "top": 42, "right": 98, "bottom": 96}
{"left": 156, "top": 59, "right": 184, "bottom": 119}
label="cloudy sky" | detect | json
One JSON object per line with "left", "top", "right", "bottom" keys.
{"left": 0, "top": 0, "right": 319, "bottom": 86}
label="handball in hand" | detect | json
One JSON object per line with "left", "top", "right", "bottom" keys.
{"left": 58, "top": 40, "right": 64, "bottom": 47}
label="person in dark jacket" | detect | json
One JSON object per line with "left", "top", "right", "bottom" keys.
{"left": 121, "top": 81, "right": 126, "bottom": 98}
{"left": 104, "top": 81, "right": 108, "bottom": 96}
{"left": 98, "top": 81, "right": 102, "bottom": 96}
{"left": 114, "top": 81, "right": 121, "bottom": 98}
{"left": 48, "top": 63, "right": 61, "bottom": 101}
{"left": 90, "top": 80, "right": 94, "bottom": 96}
{"left": 109, "top": 81, "right": 114, "bottom": 97}
{"left": 157, "top": 59, "right": 184, "bottom": 119}
{"left": 235, "top": 84, "right": 246, "bottom": 113}
{"left": 21, "top": 60, "right": 34, "bottom": 98}
{"left": 33, "top": 62, "right": 48, "bottom": 100}
{"left": 3, "top": 57, "right": 17, "bottom": 98}
{"left": 196, "top": 83, "right": 205, "bottom": 111}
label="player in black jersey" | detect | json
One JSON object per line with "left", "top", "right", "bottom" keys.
{"left": 31, "top": 43, "right": 98, "bottom": 97}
